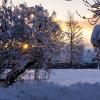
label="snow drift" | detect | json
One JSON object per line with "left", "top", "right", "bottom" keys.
{"left": 0, "top": 69, "right": 100, "bottom": 100}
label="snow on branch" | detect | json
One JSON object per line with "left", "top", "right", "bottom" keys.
{"left": 77, "top": 0, "right": 100, "bottom": 25}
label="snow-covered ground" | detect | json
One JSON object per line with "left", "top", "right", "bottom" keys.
{"left": 49, "top": 69, "right": 100, "bottom": 86}
{"left": 0, "top": 69, "right": 100, "bottom": 100}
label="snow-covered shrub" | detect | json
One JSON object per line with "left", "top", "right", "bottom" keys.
{"left": 0, "top": 0, "right": 63, "bottom": 85}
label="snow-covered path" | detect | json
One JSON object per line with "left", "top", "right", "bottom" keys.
{"left": 0, "top": 69, "right": 100, "bottom": 100}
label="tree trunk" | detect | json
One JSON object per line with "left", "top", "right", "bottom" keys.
{"left": 0, "top": 60, "right": 37, "bottom": 86}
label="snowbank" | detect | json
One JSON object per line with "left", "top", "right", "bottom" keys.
{"left": 0, "top": 69, "right": 100, "bottom": 100}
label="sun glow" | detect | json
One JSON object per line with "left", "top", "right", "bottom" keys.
{"left": 22, "top": 43, "right": 30, "bottom": 50}
{"left": 60, "top": 23, "right": 67, "bottom": 32}
{"left": 82, "top": 28, "right": 92, "bottom": 46}
{"left": 83, "top": 29, "right": 92, "bottom": 37}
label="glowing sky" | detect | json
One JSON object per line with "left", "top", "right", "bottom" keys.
{"left": 57, "top": 20, "right": 93, "bottom": 46}
{"left": 10, "top": 0, "right": 93, "bottom": 21}
{"left": 12, "top": 0, "right": 94, "bottom": 46}
{"left": 0, "top": 0, "right": 94, "bottom": 46}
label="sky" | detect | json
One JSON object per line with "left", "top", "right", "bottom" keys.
{"left": 0, "top": 0, "right": 95, "bottom": 46}
{"left": 10, "top": 0, "right": 93, "bottom": 21}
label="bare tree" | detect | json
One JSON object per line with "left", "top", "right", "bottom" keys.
{"left": 65, "top": 12, "right": 84, "bottom": 67}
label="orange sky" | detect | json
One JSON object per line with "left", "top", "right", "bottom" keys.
{"left": 79, "top": 21, "right": 93, "bottom": 46}
{"left": 56, "top": 20, "right": 94, "bottom": 46}
{"left": 0, "top": 0, "right": 94, "bottom": 47}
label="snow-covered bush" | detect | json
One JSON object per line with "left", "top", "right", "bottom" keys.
{"left": 0, "top": 0, "right": 63, "bottom": 85}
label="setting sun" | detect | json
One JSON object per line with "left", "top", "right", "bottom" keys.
{"left": 22, "top": 43, "right": 30, "bottom": 50}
